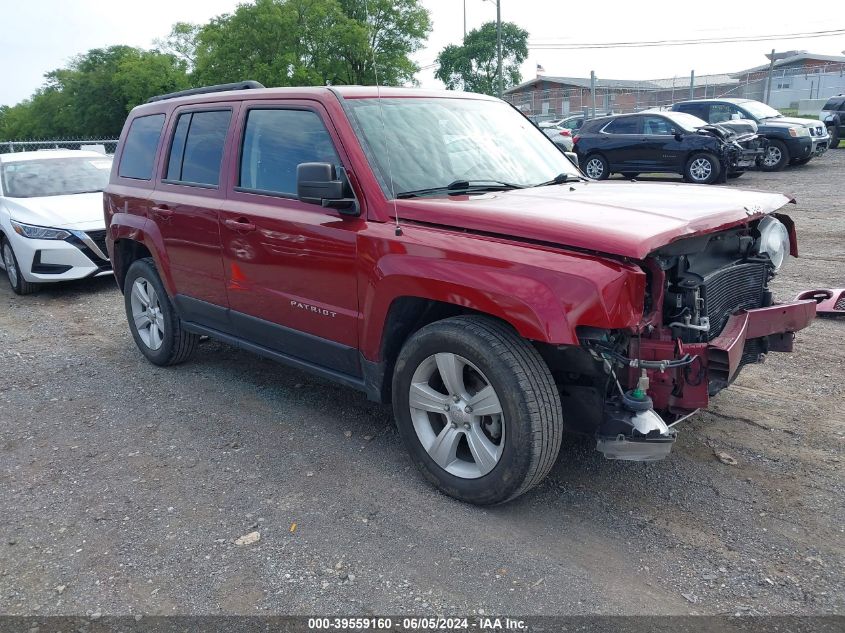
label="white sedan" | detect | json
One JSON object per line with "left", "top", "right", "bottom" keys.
{"left": 0, "top": 149, "right": 112, "bottom": 295}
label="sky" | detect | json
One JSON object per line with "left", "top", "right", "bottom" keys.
{"left": 2, "top": 0, "right": 844, "bottom": 107}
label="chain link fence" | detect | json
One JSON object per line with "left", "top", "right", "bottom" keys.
{"left": 0, "top": 138, "right": 118, "bottom": 155}
{"left": 506, "top": 62, "right": 845, "bottom": 121}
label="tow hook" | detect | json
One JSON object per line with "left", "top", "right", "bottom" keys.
{"left": 595, "top": 370, "right": 677, "bottom": 461}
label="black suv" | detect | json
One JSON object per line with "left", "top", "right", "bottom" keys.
{"left": 573, "top": 111, "right": 766, "bottom": 184}
{"left": 672, "top": 98, "right": 828, "bottom": 171}
{"left": 820, "top": 94, "right": 844, "bottom": 148}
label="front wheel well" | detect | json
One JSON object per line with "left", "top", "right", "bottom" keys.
{"left": 371, "top": 297, "right": 518, "bottom": 403}
{"left": 113, "top": 239, "right": 153, "bottom": 292}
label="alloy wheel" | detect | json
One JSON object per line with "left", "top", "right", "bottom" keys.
{"left": 408, "top": 353, "right": 505, "bottom": 479}
{"left": 689, "top": 157, "right": 713, "bottom": 182}
{"left": 3, "top": 242, "right": 18, "bottom": 288}
{"left": 585, "top": 158, "right": 604, "bottom": 179}
{"left": 763, "top": 146, "right": 782, "bottom": 167}
{"left": 130, "top": 277, "right": 165, "bottom": 350}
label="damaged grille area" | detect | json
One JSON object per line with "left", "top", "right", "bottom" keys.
{"left": 701, "top": 262, "right": 767, "bottom": 340}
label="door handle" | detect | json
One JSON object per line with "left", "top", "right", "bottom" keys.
{"left": 223, "top": 217, "right": 256, "bottom": 233}
{"left": 150, "top": 205, "right": 173, "bottom": 219}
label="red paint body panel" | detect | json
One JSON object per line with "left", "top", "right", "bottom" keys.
{"left": 104, "top": 86, "right": 812, "bottom": 402}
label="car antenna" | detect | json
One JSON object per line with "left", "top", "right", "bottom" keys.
{"left": 365, "top": 0, "right": 402, "bottom": 236}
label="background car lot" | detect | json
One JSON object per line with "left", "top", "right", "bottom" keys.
{"left": 1, "top": 154, "right": 843, "bottom": 616}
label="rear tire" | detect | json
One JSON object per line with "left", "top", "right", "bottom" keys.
{"left": 2, "top": 237, "right": 39, "bottom": 295}
{"left": 583, "top": 154, "right": 609, "bottom": 180}
{"left": 123, "top": 257, "right": 198, "bottom": 366}
{"left": 683, "top": 152, "right": 721, "bottom": 184}
{"left": 761, "top": 140, "right": 790, "bottom": 171}
{"left": 392, "top": 316, "right": 563, "bottom": 505}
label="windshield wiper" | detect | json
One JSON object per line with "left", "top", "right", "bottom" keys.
{"left": 397, "top": 179, "right": 525, "bottom": 199}
{"left": 532, "top": 173, "right": 583, "bottom": 187}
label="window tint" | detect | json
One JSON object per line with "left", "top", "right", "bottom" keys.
{"left": 642, "top": 116, "right": 674, "bottom": 135}
{"left": 166, "top": 110, "right": 232, "bottom": 186}
{"left": 118, "top": 114, "right": 165, "bottom": 180}
{"left": 604, "top": 117, "right": 640, "bottom": 134}
{"left": 239, "top": 109, "right": 340, "bottom": 195}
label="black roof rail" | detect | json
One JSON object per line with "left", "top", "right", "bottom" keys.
{"left": 146, "top": 81, "right": 265, "bottom": 103}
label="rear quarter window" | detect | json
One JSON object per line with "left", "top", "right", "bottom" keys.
{"left": 165, "top": 110, "right": 232, "bottom": 187}
{"left": 118, "top": 114, "right": 166, "bottom": 180}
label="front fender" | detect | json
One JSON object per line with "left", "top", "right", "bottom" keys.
{"left": 358, "top": 232, "right": 646, "bottom": 361}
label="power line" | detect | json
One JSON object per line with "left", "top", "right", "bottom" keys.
{"left": 528, "top": 28, "right": 845, "bottom": 50}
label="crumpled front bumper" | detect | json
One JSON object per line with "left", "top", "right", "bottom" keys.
{"left": 633, "top": 300, "right": 816, "bottom": 412}
{"left": 708, "top": 300, "right": 816, "bottom": 382}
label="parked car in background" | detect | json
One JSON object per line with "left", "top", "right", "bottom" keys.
{"left": 542, "top": 124, "right": 574, "bottom": 151}
{"left": 0, "top": 150, "right": 113, "bottom": 295}
{"left": 573, "top": 111, "right": 766, "bottom": 183}
{"left": 820, "top": 94, "right": 843, "bottom": 148}
{"left": 671, "top": 98, "right": 829, "bottom": 170}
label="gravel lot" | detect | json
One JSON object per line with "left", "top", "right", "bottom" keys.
{"left": 1, "top": 151, "right": 843, "bottom": 617}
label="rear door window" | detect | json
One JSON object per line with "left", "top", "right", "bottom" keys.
{"left": 603, "top": 117, "right": 640, "bottom": 134}
{"left": 118, "top": 114, "right": 165, "bottom": 180}
{"left": 676, "top": 103, "right": 709, "bottom": 121}
{"left": 165, "top": 110, "right": 232, "bottom": 187}
{"left": 238, "top": 109, "right": 340, "bottom": 196}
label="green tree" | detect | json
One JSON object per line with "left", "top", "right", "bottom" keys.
{"left": 154, "top": 22, "right": 202, "bottom": 71}
{"left": 192, "top": 0, "right": 430, "bottom": 88}
{"left": 0, "top": 46, "right": 190, "bottom": 140}
{"left": 435, "top": 22, "right": 529, "bottom": 95}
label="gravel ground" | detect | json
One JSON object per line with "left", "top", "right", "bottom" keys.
{"left": 0, "top": 151, "right": 843, "bottom": 617}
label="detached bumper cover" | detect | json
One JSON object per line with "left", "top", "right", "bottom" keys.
{"left": 635, "top": 300, "right": 816, "bottom": 412}
{"left": 708, "top": 300, "right": 817, "bottom": 381}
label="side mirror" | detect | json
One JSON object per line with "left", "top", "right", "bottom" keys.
{"left": 672, "top": 128, "right": 683, "bottom": 140}
{"left": 296, "top": 162, "right": 358, "bottom": 216}
{"left": 564, "top": 151, "right": 579, "bottom": 168}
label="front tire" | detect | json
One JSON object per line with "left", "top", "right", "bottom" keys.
{"left": 123, "top": 257, "right": 198, "bottom": 366}
{"left": 2, "top": 237, "right": 38, "bottom": 295}
{"left": 761, "top": 140, "right": 790, "bottom": 171}
{"left": 583, "top": 154, "right": 609, "bottom": 180}
{"left": 684, "top": 152, "right": 721, "bottom": 184}
{"left": 828, "top": 126, "right": 839, "bottom": 149}
{"left": 392, "top": 316, "right": 563, "bottom": 505}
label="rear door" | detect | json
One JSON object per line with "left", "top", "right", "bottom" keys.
{"left": 600, "top": 116, "right": 643, "bottom": 170}
{"left": 150, "top": 106, "right": 237, "bottom": 325}
{"left": 219, "top": 100, "right": 364, "bottom": 377}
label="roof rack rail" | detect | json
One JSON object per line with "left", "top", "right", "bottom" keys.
{"left": 146, "top": 81, "right": 265, "bottom": 103}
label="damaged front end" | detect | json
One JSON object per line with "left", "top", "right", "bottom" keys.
{"left": 553, "top": 211, "right": 815, "bottom": 462}
{"left": 700, "top": 122, "right": 768, "bottom": 175}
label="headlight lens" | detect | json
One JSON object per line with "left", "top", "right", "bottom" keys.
{"left": 755, "top": 216, "right": 790, "bottom": 271}
{"left": 788, "top": 126, "right": 809, "bottom": 138}
{"left": 10, "top": 220, "right": 70, "bottom": 240}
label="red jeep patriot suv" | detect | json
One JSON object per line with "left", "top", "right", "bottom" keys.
{"left": 105, "top": 82, "right": 815, "bottom": 504}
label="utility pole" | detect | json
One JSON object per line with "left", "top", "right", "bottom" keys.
{"left": 463, "top": 0, "right": 466, "bottom": 39}
{"left": 689, "top": 70, "right": 695, "bottom": 99}
{"left": 590, "top": 70, "right": 596, "bottom": 119}
{"left": 765, "top": 48, "right": 776, "bottom": 104}
{"left": 496, "top": 0, "right": 503, "bottom": 98}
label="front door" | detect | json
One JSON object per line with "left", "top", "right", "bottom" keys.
{"left": 639, "top": 115, "right": 686, "bottom": 171}
{"left": 220, "top": 102, "right": 363, "bottom": 376}
{"left": 149, "top": 106, "right": 236, "bottom": 322}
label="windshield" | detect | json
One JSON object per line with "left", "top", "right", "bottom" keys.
{"left": 738, "top": 101, "right": 781, "bottom": 120}
{"left": 1, "top": 156, "right": 112, "bottom": 198}
{"left": 343, "top": 97, "right": 580, "bottom": 196}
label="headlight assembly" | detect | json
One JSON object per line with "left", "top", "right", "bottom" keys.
{"left": 10, "top": 220, "right": 70, "bottom": 240}
{"left": 755, "top": 216, "right": 790, "bottom": 271}
{"left": 788, "top": 126, "right": 810, "bottom": 138}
